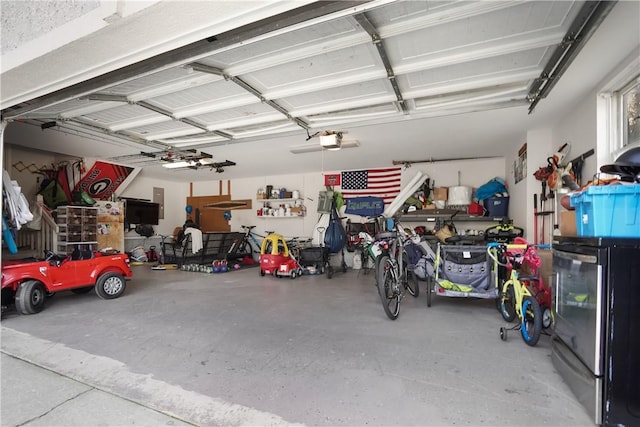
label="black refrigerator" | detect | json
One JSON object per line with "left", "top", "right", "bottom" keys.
{"left": 551, "top": 236, "right": 640, "bottom": 426}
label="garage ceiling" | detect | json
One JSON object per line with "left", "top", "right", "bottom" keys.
{"left": 1, "top": 0, "right": 615, "bottom": 180}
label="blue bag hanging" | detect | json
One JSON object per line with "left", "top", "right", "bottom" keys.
{"left": 325, "top": 205, "right": 346, "bottom": 254}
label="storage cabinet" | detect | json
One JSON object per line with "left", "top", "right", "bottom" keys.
{"left": 56, "top": 206, "right": 99, "bottom": 255}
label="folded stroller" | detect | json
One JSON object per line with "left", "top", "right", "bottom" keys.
{"left": 427, "top": 244, "right": 498, "bottom": 307}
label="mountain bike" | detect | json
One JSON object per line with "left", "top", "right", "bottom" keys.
{"left": 375, "top": 218, "right": 419, "bottom": 320}
{"left": 487, "top": 241, "right": 550, "bottom": 346}
{"left": 226, "top": 225, "right": 264, "bottom": 262}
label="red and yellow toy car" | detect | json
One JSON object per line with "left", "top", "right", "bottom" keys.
{"left": 259, "top": 233, "right": 303, "bottom": 279}
{"left": 2, "top": 249, "right": 133, "bottom": 315}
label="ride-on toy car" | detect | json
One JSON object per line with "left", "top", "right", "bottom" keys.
{"left": 1, "top": 249, "right": 133, "bottom": 315}
{"left": 259, "top": 233, "right": 303, "bottom": 279}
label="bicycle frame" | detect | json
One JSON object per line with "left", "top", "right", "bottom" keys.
{"left": 228, "top": 225, "right": 263, "bottom": 261}
{"left": 375, "top": 218, "right": 419, "bottom": 320}
{"left": 488, "top": 242, "right": 549, "bottom": 346}
{"left": 502, "top": 260, "right": 534, "bottom": 323}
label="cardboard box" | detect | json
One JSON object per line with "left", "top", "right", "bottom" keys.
{"left": 560, "top": 210, "right": 577, "bottom": 236}
{"left": 538, "top": 249, "right": 553, "bottom": 289}
{"left": 433, "top": 187, "right": 448, "bottom": 201}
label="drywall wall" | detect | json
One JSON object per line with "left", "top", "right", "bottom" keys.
{"left": 119, "top": 170, "right": 189, "bottom": 236}
{"left": 222, "top": 158, "right": 508, "bottom": 243}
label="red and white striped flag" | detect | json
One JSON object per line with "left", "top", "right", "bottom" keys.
{"left": 340, "top": 167, "right": 402, "bottom": 205}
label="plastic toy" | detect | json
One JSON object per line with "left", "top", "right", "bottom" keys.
{"left": 2, "top": 250, "right": 133, "bottom": 315}
{"left": 259, "top": 233, "right": 303, "bottom": 279}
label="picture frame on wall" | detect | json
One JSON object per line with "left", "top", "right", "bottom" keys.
{"left": 514, "top": 143, "right": 527, "bottom": 183}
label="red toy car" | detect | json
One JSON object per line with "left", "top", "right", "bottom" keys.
{"left": 1, "top": 249, "right": 133, "bottom": 315}
{"left": 259, "top": 233, "right": 303, "bottom": 279}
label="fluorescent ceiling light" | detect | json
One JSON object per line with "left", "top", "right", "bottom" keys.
{"left": 162, "top": 161, "right": 192, "bottom": 169}
{"left": 162, "top": 157, "right": 216, "bottom": 169}
{"left": 289, "top": 140, "right": 359, "bottom": 154}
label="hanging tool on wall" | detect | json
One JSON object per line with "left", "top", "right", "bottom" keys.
{"left": 533, "top": 143, "right": 570, "bottom": 244}
{"left": 533, "top": 194, "right": 539, "bottom": 245}
{"left": 567, "top": 148, "right": 595, "bottom": 187}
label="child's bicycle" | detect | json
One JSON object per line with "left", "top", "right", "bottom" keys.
{"left": 487, "top": 240, "right": 552, "bottom": 347}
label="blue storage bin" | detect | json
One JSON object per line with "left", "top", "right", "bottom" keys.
{"left": 484, "top": 196, "right": 509, "bottom": 217}
{"left": 569, "top": 185, "right": 640, "bottom": 237}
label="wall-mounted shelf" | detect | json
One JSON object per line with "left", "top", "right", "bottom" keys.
{"left": 257, "top": 215, "right": 304, "bottom": 219}
{"left": 257, "top": 198, "right": 302, "bottom": 204}
{"left": 258, "top": 198, "right": 305, "bottom": 218}
{"left": 401, "top": 209, "right": 508, "bottom": 223}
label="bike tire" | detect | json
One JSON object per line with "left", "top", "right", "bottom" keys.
{"left": 500, "top": 284, "right": 517, "bottom": 322}
{"left": 521, "top": 296, "right": 542, "bottom": 346}
{"left": 426, "top": 277, "right": 433, "bottom": 307}
{"left": 405, "top": 270, "right": 419, "bottom": 297}
{"left": 402, "top": 252, "right": 419, "bottom": 297}
{"left": 376, "top": 255, "right": 400, "bottom": 320}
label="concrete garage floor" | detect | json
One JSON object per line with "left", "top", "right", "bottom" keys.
{"left": 1, "top": 264, "right": 593, "bottom": 427}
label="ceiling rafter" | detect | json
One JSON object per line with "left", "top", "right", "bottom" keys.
{"left": 528, "top": 1, "right": 615, "bottom": 113}
{"left": 190, "top": 61, "right": 309, "bottom": 131}
{"left": 354, "top": 12, "right": 407, "bottom": 113}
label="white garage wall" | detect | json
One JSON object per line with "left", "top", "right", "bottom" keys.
{"left": 2, "top": 144, "right": 60, "bottom": 200}
{"left": 216, "top": 158, "right": 508, "bottom": 242}
{"left": 119, "top": 170, "right": 189, "bottom": 236}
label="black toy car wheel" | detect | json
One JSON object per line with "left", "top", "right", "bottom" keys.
{"left": 95, "top": 273, "right": 126, "bottom": 300}
{"left": 15, "top": 280, "right": 46, "bottom": 314}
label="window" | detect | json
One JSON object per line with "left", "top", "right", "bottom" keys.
{"left": 598, "top": 53, "right": 640, "bottom": 165}
{"left": 620, "top": 77, "right": 640, "bottom": 149}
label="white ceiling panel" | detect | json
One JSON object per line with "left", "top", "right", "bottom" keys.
{"left": 191, "top": 103, "right": 284, "bottom": 130}
{"left": 77, "top": 104, "right": 168, "bottom": 132}
{"left": 123, "top": 119, "right": 203, "bottom": 141}
{"left": 2, "top": 0, "right": 621, "bottom": 180}
{"left": 148, "top": 79, "right": 255, "bottom": 116}
{"left": 400, "top": 47, "right": 548, "bottom": 95}
{"left": 210, "top": 16, "right": 365, "bottom": 73}
{"left": 281, "top": 79, "right": 394, "bottom": 115}
{"left": 243, "top": 43, "right": 383, "bottom": 95}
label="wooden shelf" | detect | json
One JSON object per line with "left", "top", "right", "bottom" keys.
{"left": 257, "top": 198, "right": 302, "bottom": 204}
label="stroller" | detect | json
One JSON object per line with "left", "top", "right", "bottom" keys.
{"left": 427, "top": 243, "right": 498, "bottom": 307}
{"left": 298, "top": 245, "right": 329, "bottom": 276}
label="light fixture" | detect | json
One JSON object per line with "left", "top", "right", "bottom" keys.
{"left": 289, "top": 139, "right": 359, "bottom": 154}
{"left": 162, "top": 161, "right": 192, "bottom": 169}
{"left": 319, "top": 132, "right": 342, "bottom": 150}
{"left": 161, "top": 157, "right": 218, "bottom": 169}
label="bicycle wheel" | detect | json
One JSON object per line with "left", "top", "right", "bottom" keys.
{"left": 402, "top": 252, "right": 419, "bottom": 297}
{"left": 376, "top": 255, "right": 400, "bottom": 320}
{"left": 500, "top": 284, "right": 517, "bottom": 322}
{"left": 426, "top": 277, "right": 433, "bottom": 307}
{"left": 521, "top": 296, "right": 542, "bottom": 346}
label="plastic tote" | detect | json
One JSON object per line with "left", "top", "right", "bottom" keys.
{"left": 484, "top": 196, "right": 509, "bottom": 217}
{"left": 570, "top": 185, "right": 640, "bottom": 237}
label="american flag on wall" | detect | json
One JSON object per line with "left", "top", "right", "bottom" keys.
{"left": 340, "top": 167, "right": 402, "bottom": 205}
